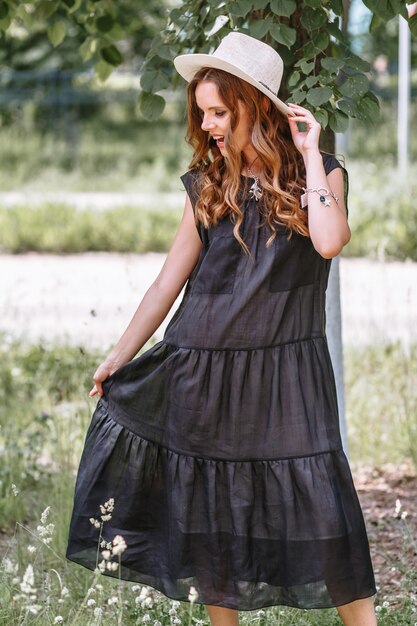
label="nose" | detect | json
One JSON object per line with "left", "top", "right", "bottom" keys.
{"left": 201, "top": 114, "right": 215, "bottom": 132}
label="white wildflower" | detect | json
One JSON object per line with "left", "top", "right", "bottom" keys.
{"left": 89, "top": 517, "right": 101, "bottom": 529}
{"left": 87, "top": 587, "right": 96, "bottom": 595}
{"left": 257, "top": 610, "right": 266, "bottom": 617}
{"left": 27, "top": 604, "right": 42, "bottom": 614}
{"left": 101, "top": 550, "right": 111, "bottom": 561}
{"left": 95, "top": 584, "right": 104, "bottom": 591}
{"left": 41, "top": 506, "right": 51, "bottom": 524}
{"left": 375, "top": 605, "right": 382, "bottom": 613}
{"left": 11, "top": 367, "right": 22, "bottom": 377}
{"left": 107, "top": 596, "right": 118, "bottom": 605}
{"left": 383, "top": 601, "right": 390, "bottom": 608}
{"left": 143, "top": 596, "right": 153, "bottom": 609}
{"left": 401, "top": 510, "right": 408, "bottom": 520}
{"left": 169, "top": 608, "right": 177, "bottom": 616}
{"left": 132, "top": 584, "right": 141, "bottom": 592}
{"left": 139, "top": 586, "right": 151, "bottom": 600}
{"left": 394, "top": 498, "right": 401, "bottom": 517}
{"left": 172, "top": 618, "right": 182, "bottom": 625}
{"left": 153, "top": 622, "right": 162, "bottom": 626}
{"left": 11, "top": 483, "right": 19, "bottom": 496}
{"left": 142, "top": 615, "right": 151, "bottom": 624}
{"left": 53, "top": 617, "right": 64, "bottom": 624}
{"left": 171, "top": 600, "right": 181, "bottom": 609}
{"left": 107, "top": 561, "right": 118, "bottom": 571}
{"left": 87, "top": 598, "right": 96, "bottom": 607}
{"left": 94, "top": 607, "right": 103, "bottom": 617}
{"left": 3, "top": 557, "right": 18, "bottom": 574}
{"left": 188, "top": 585, "right": 199, "bottom": 603}
{"left": 20, "top": 564, "right": 35, "bottom": 594}
{"left": 100, "top": 540, "right": 107, "bottom": 548}
{"left": 101, "top": 514, "right": 112, "bottom": 522}
{"left": 112, "top": 535, "right": 127, "bottom": 556}
{"left": 27, "top": 545, "right": 37, "bottom": 554}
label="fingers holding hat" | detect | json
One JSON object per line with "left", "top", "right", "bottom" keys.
{"left": 286, "top": 103, "right": 321, "bottom": 155}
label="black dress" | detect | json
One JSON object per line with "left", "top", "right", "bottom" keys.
{"left": 66, "top": 152, "right": 377, "bottom": 611}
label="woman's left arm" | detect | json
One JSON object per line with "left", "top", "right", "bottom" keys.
{"left": 287, "top": 102, "right": 351, "bottom": 259}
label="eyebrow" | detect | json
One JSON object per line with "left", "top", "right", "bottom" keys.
{"left": 197, "top": 105, "right": 227, "bottom": 111}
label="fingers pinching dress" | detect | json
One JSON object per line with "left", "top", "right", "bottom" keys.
{"left": 66, "top": 152, "right": 377, "bottom": 611}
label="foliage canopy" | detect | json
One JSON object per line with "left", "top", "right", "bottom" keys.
{"left": 0, "top": 1, "right": 416, "bottom": 130}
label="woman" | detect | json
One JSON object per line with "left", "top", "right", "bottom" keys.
{"left": 66, "top": 32, "right": 377, "bottom": 626}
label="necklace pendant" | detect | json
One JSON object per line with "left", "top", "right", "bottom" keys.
{"left": 249, "top": 179, "right": 263, "bottom": 201}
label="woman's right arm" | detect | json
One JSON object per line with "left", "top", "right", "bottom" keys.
{"left": 90, "top": 193, "right": 202, "bottom": 397}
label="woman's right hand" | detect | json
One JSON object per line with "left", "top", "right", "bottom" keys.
{"left": 89, "top": 360, "right": 121, "bottom": 398}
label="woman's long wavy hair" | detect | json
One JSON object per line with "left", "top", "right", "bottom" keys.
{"left": 186, "top": 67, "right": 308, "bottom": 254}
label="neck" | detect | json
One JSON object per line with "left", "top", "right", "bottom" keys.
{"left": 243, "top": 150, "right": 262, "bottom": 177}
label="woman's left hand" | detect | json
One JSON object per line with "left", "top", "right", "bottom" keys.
{"left": 287, "top": 103, "right": 321, "bottom": 156}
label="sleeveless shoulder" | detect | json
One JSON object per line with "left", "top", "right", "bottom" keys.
{"left": 320, "top": 151, "right": 349, "bottom": 218}
{"left": 180, "top": 169, "right": 203, "bottom": 212}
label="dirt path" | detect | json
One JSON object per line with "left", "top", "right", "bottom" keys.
{"left": 0, "top": 254, "right": 416, "bottom": 349}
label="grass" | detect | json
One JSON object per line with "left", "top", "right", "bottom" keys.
{"left": 0, "top": 336, "right": 416, "bottom": 624}
{"left": 1, "top": 157, "right": 417, "bottom": 259}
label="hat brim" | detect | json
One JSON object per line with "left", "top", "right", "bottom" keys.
{"left": 174, "top": 53, "right": 296, "bottom": 118}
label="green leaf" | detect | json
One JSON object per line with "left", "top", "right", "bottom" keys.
{"left": 231, "top": 0, "right": 252, "bottom": 18}
{"left": 362, "top": 0, "right": 407, "bottom": 21}
{"left": 139, "top": 92, "right": 166, "bottom": 121}
{"left": 79, "top": 36, "right": 98, "bottom": 62}
{"left": 140, "top": 67, "right": 171, "bottom": 93}
{"left": 96, "top": 15, "right": 115, "bottom": 33}
{"left": 154, "top": 45, "right": 175, "bottom": 61}
{"left": 321, "top": 57, "right": 344, "bottom": 73}
{"left": 269, "top": 23, "right": 296, "bottom": 48}
{"left": 314, "top": 108, "right": 328, "bottom": 127}
{"left": 291, "top": 88, "right": 306, "bottom": 104}
{"left": 63, "top": 0, "right": 81, "bottom": 13}
{"left": 345, "top": 54, "right": 371, "bottom": 72}
{"left": 0, "top": 14, "right": 10, "bottom": 30}
{"left": 355, "top": 92, "right": 380, "bottom": 124}
{"left": 306, "top": 86, "right": 332, "bottom": 106}
{"left": 327, "top": 21, "right": 346, "bottom": 42}
{"left": 409, "top": 13, "right": 417, "bottom": 37}
{"left": 304, "top": 0, "right": 322, "bottom": 7}
{"left": 369, "top": 13, "right": 384, "bottom": 32}
{"left": 329, "top": 109, "right": 349, "bottom": 132}
{"left": 249, "top": 19, "right": 270, "bottom": 39}
{"left": 288, "top": 70, "right": 300, "bottom": 87}
{"left": 0, "top": 2, "right": 8, "bottom": 20}
{"left": 305, "top": 75, "right": 319, "bottom": 88}
{"left": 336, "top": 98, "right": 358, "bottom": 116}
{"left": 252, "top": 0, "right": 269, "bottom": 8}
{"left": 95, "top": 59, "right": 113, "bottom": 82}
{"left": 339, "top": 73, "right": 369, "bottom": 98}
{"left": 36, "top": 1, "right": 59, "bottom": 20}
{"left": 101, "top": 45, "right": 123, "bottom": 66}
{"left": 300, "top": 7, "right": 327, "bottom": 31}
{"left": 297, "top": 59, "right": 315, "bottom": 74}
{"left": 47, "top": 21, "right": 66, "bottom": 47}
{"left": 328, "top": 0, "right": 343, "bottom": 15}
{"left": 315, "top": 32, "right": 329, "bottom": 51}
{"left": 269, "top": 0, "right": 296, "bottom": 17}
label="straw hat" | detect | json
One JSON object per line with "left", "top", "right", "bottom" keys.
{"left": 174, "top": 32, "right": 296, "bottom": 118}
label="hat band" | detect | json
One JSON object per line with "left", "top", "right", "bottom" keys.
{"left": 258, "top": 81, "right": 276, "bottom": 96}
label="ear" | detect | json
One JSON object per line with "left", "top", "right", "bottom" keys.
{"left": 262, "top": 96, "right": 271, "bottom": 112}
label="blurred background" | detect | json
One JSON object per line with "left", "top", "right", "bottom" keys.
{"left": 0, "top": 0, "right": 416, "bottom": 624}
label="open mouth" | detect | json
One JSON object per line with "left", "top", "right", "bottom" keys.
{"left": 213, "top": 135, "right": 225, "bottom": 148}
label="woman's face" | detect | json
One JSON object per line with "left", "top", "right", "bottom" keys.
{"left": 195, "top": 80, "right": 253, "bottom": 158}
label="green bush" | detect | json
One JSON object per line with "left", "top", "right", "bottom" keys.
{"left": 0, "top": 203, "right": 182, "bottom": 254}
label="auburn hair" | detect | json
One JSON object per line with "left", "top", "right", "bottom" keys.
{"left": 186, "top": 67, "right": 308, "bottom": 254}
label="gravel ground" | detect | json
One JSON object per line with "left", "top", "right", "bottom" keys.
{"left": 0, "top": 253, "right": 416, "bottom": 350}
